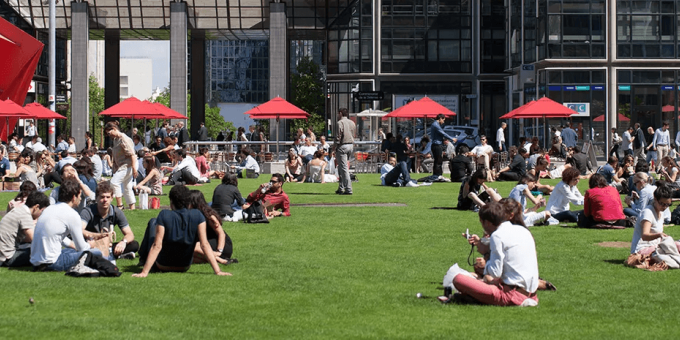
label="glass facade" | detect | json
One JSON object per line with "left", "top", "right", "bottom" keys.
{"left": 206, "top": 40, "right": 269, "bottom": 104}
{"left": 545, "top": 0, "right": 606, "bottom": 59}
{"left": 380, "top": 0, "right": 472, "bottom": 74}
{"left": 291, "top": 40, "right": 325, "bottom": 75}
{"left": 480, "top": 0, "right": 506, "bottom": 73}
{"left": 617, "top": 0, "right": 678, "bottom": 58}
{"left": 327, "top": 0, "right": 372, "bottom": 74}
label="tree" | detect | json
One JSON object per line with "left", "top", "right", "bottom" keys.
{"left": 63, "top": 75, "right": 106, "bottom": 146}
{"left": 290, "top": 57, "right": 325, "bottom": 138}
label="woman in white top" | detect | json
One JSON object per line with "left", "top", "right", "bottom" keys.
{"left": 545, "top": 167, "right": 583, "bottom": 223}
{"left": 630, "top": 184, "right": 680, "bottom": 255}
{"left": 508, "top": 175, "right": 551, "bottom": 227}
{"left": 302, "top": 150, "right": 338, "bottom": 183}
{"left": 5, "top": 149, "right": 39, "bottom": 188}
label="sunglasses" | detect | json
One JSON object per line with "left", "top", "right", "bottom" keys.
{"left": 657, "top": 201, "right": 671, "bottom": 208}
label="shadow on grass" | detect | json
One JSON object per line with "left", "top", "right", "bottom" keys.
{"left": 430, "top": 207, "right": 458, "bottom": 210}
{"left": 287, "top": 193, "right": 335, "bottom": 195}
{"left": 604, "top": 259, "right": 626, "bottom": 265}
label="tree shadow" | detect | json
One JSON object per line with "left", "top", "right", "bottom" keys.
{"left": 604, "top": 259, "right": 626, "bottom": 265}
{"left": 430, "top": 207, "right": 458, "bottom": 210}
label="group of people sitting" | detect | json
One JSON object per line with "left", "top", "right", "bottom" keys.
{"left": 284, "top": 139, "right": 338, "bottom": 184}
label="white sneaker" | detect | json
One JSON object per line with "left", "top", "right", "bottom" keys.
{"left": 437, "top": 175, "right": 451, "bottom": 182}
{"left": 406, "top": 181, "right": 419, "bottom": 187}
{"left": 520, "top": 298, "right": 538, "bottom": 307}
{"left": 547, "top": 217, "right": 560, "bottom": 225}
{"left": 420, "top": 182, "right": 433, "bottom": 186}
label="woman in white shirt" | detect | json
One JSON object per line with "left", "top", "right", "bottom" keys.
{"left": 545, "top": 167, "right": 583, "bottom": 223}
{"left": 508, "top": 175, "right": 550, "bottom": 227}
{"left": 231, "top": 147, "right": 260, "bottom": 178}
{"left": 630, "top": 184, "right": 679, "bottom": 255}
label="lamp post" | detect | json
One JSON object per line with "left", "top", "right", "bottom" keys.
{"left": 48, "top": 0, "right": 57, "bottom": 147}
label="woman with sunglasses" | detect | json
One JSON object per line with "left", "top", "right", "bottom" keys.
{"left": 630, "top": 184, "right": 679, "bottom": 255}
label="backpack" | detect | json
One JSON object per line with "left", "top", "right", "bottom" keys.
{"left": 243, "top": 201, "right": 269, "bottom": 224}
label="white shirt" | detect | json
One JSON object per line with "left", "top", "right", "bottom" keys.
{"left": 653, "top": 128, "right": 670, "bottom": 147}
{"left": 523, "top": 142, "right": 533, "bottom": 152}
{"left": 30, "top": 203, "right": 91, "bottom": 266}
{"left": 496, "top": 127, "right": 505, "bottom": 145}
{"left": 612, "top": 132, "right": 621, "bottom": 144}
{"left": 470, "top": 144, "right": 493, "bottom": 157}
{"left": 26, "top": 125, "right": 35, "bottom": 137}
{"left": 235, "top": 155, "right": 260, "bottom": 173}
{"left": 631, "top": 207, "right": 665, "bottom": 254}
{"left": 173, "top": 156, "right": 202, "bottom": 179}
{"left": 9, "top": 140, "right": 23, "bottom": 152}
{"left": 622, "top": 131, "right": 633, "bottom": 151}
{"left": 67, "top": 144, "right": 76, "bottom": 153}
{"left": 380, "top": 163, "right": 394, "bottom": 186}
{"left": 134, "top": 142, "right": 143, "bottom": 152}
{"left": 545, "top": 180, "right": 584, "bottom": 215}
{"left": 299, "top": 145, "right": 317, "bottom": 157}
{"left": 91, "top": 154, "right": 103, "bottom": 181}
{"left": 484, "top": 221, "right": 539, "bottom": 293}
{"left": 30, "top": 142, "right": 46, "bottom": 153}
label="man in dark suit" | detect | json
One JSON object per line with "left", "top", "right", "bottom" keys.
{"left": 177, "top": 121, "right": 190, "bottom": 146}
{"left": 197, "top": 122, "right": 209, "bottom": 141}
{"left": 568, "top": 146, "right": 592, "bottom": 176}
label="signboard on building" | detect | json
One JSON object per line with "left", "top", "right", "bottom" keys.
{"left": 564, "top": 103, "right": 590, "bottom": 117}
{"left": 354, "top": 91, "right": 384, "bottom": 101}
{"left": 392, "top": 94, "right": 459, "bottom": 115}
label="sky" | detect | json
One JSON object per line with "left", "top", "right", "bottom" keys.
{"left": 120, "top": 40, "right": 170, "bottom": 90}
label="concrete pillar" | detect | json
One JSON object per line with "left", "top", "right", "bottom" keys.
{"left": 104, "top": 30, "right": 120, "bottom": 148}
{"left": 71, "top": 1, "right": 89, "bottom": 150}
{"left": 170, "top": 1, "right": 188, "bottom": 119}
{"left": 190, "top": 30, "right": 205, "bottom": 140}
{"left": 269, "top": 1, "right": 287, "bottom": 146}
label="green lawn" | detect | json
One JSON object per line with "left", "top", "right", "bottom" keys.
{"left": 1, "top": 175, "right": 679, "bottom": 339}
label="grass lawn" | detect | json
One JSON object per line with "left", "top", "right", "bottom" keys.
{"left": 1, "top": 174, "right": 679, "bottom": 339}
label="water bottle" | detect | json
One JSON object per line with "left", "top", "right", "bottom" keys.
{"left": 261, "top": 182, "right": 272, "bottom": 194}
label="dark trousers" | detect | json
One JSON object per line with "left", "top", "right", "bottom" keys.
{"left": 498, "top": 143, "right": 507, "bottom": 153}
{"left": 170, "top": 167, "right": 198, "bottom": 185}
{"left": 384, "top": 161, "right": 412, "bottom": 186}
{"left": 112, "top": 240, "right": 140, "bottom": 257}
{"left": 0, "top": 248, "right": 31, "bottom": 267}
{"left": 431, "top": 143, "right": 444, "bottom": 176}
{"left": 577, "top": 214, "right": 626, "bottom": 228}
{"left": 44, "top": 171, "right": 62, "bottom": 187}
{"left": 552, "top": 210, "right": 580, "bottom": 223}
{"left": 610, "top": 145, "right": 620, "bottom": 159}
{"left": 498, "top": 171, "right": 520, "bottom": 182}
{"left": 138, "top": 218, "right": 157, "bottom": 264}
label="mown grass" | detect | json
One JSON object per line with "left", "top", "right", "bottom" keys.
{"left": 1, "top": 175, "right": 679, "bottom": 339}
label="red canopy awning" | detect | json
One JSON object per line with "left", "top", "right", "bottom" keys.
{"left": 662, "top": 105, "right": 676, "bottom": 112}
{"left": 0, "top": 17, "right": 45, "bottom": 142}
{"left": 99, "top": 97, "right": 154, "bottom": 117}
{"left": 0, "top": 99, "right": 31, "bottom": 139}
{"left": 509, "top": 97, "right": 576, "bottom": 119}
{"left": 593, "top": 113, "right": 630, "bottom": 122}
{"left": 244, "top": 97, "right": 309, "bottom": 118}
{"left": 23, "top": 103, "right": 66, "bottom": 120}
{"left": 500, "top": 101, "right": 536, "bottom": 119}
{"left": 384, "top": 97, "right": 456, "bottom": 118}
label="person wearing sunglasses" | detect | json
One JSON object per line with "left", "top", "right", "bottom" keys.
{"left": 624, "top": 172, "right": 656, "bottom": 218}
{"left": 245, "top": 173, "right": 290, "bottom": 218}
{"left": 630, "top": 184, "right": 679, "bottom": 255}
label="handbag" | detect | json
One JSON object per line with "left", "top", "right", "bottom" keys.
{"left": 150, "top": 196, "right": 160, "bottom": 209}
{"left": 139, "top": 192, "right": 149, "bottom": 210}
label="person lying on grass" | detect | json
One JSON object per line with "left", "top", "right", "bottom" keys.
{"left": 545, "top": 167, "right": 583, "bottom": 223}
{"left": 0, "top": 192, "right": 50, "bottom": 267}
{"left": 456, "top": 168, "right": 501, "bottom": 212}
{"left": 507, "top": 175, "right": 551, "bottom": 227}
{"left": 245, "top": 173, "right": 290, "bottom": 219}
{"left": 134, "top": 185, "right": 231, "bottom": 277}
{"left": 188, "top": 190, "right": 233, "bottom": 263}
{"left": 451, "top": 201, "right": 540, "bottom": 307}
{"left": 630, "top": 183, "right": 680, "bottom": 256}
{"left": 380, "top": 156, "right": 420, "bottom": 187}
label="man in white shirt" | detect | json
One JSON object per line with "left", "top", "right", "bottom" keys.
{"left": 496, "top": 122, "right": 507, "bottom": 152}
{"left": 133, "top": 135, "right": 144, "bottom": 152}
{"left": 26, "top": 120, "right": 36, "bottom": 138}
{"left": 166, "top": 149, "right": 203, "bottom": 185}
{"left": 231, "top": 147, "right": 260, "bottom": 178}
{"left": 380, "top": 157, "right": 419, "bottom": 187}
{"left": 467, "top": 136, "right": 494, "bottom": 170}
{"left": 9, "top": 133, "right": 24, "bottom": 153}
{"left": 622, "top": 126, "right": 634, "bottom": 157}
{"left": 652, "top": 121, "right": 671, "bottom": 172}
{"left": 299, "top": 138, "right": 318, "bottom": 164}
{"left": 610, "top": 127, "right": 622, "bottom": 159}
{"left": 452, "top": 201, "right": 539, "bottom": 306}
{"left": 27, "top": 136, "right": 47, "bottom": 153}
{"left": 31, "top": 179, "right": 103, "bottom": 271}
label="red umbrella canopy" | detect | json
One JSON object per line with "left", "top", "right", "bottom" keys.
{"left": 662, "top": 105, "right": 676, "bottom": 112}
{"left": 384, "top": 97, "right": 456, "bottom": 118}
{"left": 0, "top": 99, "right": 31, "bottom": 116}
{"left": 100, "top": 97, "right": 156, "bottom": 117}
{"left": 500, "top": 101, "right": 536, "bottom": 119}
{"left": 244, "top": 97, "right": 309, "bottom": 117}
{"left": 23, "top": 103, "right": 66, "bottom": 120}
{"left": 150, "top": 102, "right": 188, "bottom": 119}
{"left": 510, "top": 97, "right": 576, "bottom": 118}
{"left": 593, "top": 113, "right": 630, "bottom": 122}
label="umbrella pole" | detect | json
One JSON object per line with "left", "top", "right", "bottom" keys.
{"left": 276, "top": 117, "right": 280, "bottom": 162}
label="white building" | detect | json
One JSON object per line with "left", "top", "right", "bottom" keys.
{"left": 120, "top": 58, "right": 153, "bottom": 100}
{"left": 87, "top": 40, "right": 105, "bottom": 86}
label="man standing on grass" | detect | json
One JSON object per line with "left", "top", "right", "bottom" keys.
{"left": 30, "top": 179, "right": 104, "bottom": 271}
{"left": 561, "top": 122, "right": 578, "bottom": 148}
{"left": 430, "top": 114, "right": 457, "bottom": 181}
{"left": 652, "top": 121, "right": 670, "bottom": 172}
{"left": 81, "top": 181, "right": 139, "bottom": 260}
{"left": 0, "top": 192, "right": 50, "bottom": 267}
{"left": 452, "top": 201, "right": 539, "bottom": 307}
{"left": 333, "top": 108, "right": 356, "bottom": 195}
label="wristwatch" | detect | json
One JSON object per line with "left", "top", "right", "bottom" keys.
{"left": 217, "top": 248, "right": 223, "bottom": 253}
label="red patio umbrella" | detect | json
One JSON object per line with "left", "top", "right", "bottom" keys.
{"left": 662, "top": 105, "right": 676, "bottom": 112}
{"left": 510, "top": 97, "right": 577, "bottom": 119}
{"left": 384, "top": 97, "right": 456, "bottom": 118}
{"left": 0, "top": 99, "right": 31, "bottom": 140}
{"left": 500, "top": 100, "right": 536, "bottom": 119}
{"left": 0, "top": 17, "right": 44, "bottom": 142}
{"left": 593, "top": 113, "right": 630, "bottom": 122}
{"left": 244, "top": 97, "right": 309, "bottom": 160}
{"left": 23, "top": 103, "right": 66, "bottom": 120}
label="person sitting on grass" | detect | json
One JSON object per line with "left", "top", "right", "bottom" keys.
{"left": 630, "top": 184, "right": 679, "bottom": 255}
{"left": 212, "top": 173, "right": 246, "bottom": 222}
{"left": 544, "top": 167, "right": 583, "bottom": 223}
{"left": 449, "top": 144, "right": 473, "bottom": 182}
{"left": 380, "top": 156, "right": 419, "bottom": 187}
{"left": 658, "top": 156, "right": 680, "bottom": 193}
{"left": 457, "top": 168, "right": 502, "bottom": 212}
{"left": 526, "top": 157, "right": 554, "bottom": 194}
{"left": 189, "top": 190, "right": 233, "bottom": 263}
{"left": 451, "top": 201, "right": 540, "bottom": 307}
{"left": 30, "top": 179, "right": 103, "bottom": 271}
{"left": 496, "top": 148, "right": 529, "bottom": 182}
{"left": 80, "top": 181, "right": 139, "bottom": 260}
{"left": 7, "top": 181, "right": 38, "bottom": 212}
{"left": 567, "top": 146, "right": 592, "bottom": 176}
{"left": 245, "top": 173, "right": 290, "bottom": 218}
{"left": 135, "top": 156, "right": 164, "bottom": 195}
{"left": 231, "top": 147, "right": 260, "bottom": 178}
{"left": 284, "top": 149, "right": 305, "bottom": 183}
{"left": 597, "top": 156, "right": 625, "bottom": 192}
{"left": 579, "top": 173, "right": 627, "bottom": 228}
{"left": 49, "top": 164, "right": 96, "bottom": 213}
{"left": 0, "top": 192, "right": 50, "bottom": 267}
{"left": 624, "top": 172, "right": 656, "bottom": 218}
{"left": 302, "top": 150, "right": 338, "bottom": 183}
{"left": 134, "top": 185, "right": 231, "bottom": 277}
{"left": 508, "top": 175, "right": 551, "bottom": 227}
{"left": 165, "top": 149, "right": 204, "bottom": 186}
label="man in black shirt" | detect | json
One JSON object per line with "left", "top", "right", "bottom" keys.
{"left": 567, "top": 146, "right": 592, "bottom": 175}
{"left": 496, "top": 148, "right": 528, "bottom": 181}
{"left": 449, "top": 145, "right": 474, "bottom": 182}
{"left": 212, "top": 174, "right": 246, "bottom": 222}
{"left": 389, "top": 134, "right": 409, "bottom": 164}
{"left": 633, "top": 122, "right": 646, "bottom": 162}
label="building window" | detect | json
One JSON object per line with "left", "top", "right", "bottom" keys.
{"left": 328, "top": 0, "right": 372, "bottom": 74}
{"left": 206, "top": 40, "right": 269, "bottom": 104}
{"left": 120, "top": 87, "right": 129, "bottom": 97}
{"left": 545, "top": 0, "right": 606, "bottom": 58}
{"left": 481, "top": 0, "right": 506, "bottom": 73}
{"left": 120, "top": 76, "right": 129, "bottom": 85}
{"left": 617, "top": 0, "right": 677, "bottom": 58}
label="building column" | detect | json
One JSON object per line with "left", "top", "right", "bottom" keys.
{"left": 170, "top": 1, "right": 188, "bottom": 120}
{"left": 190, "top": 30, "right": 205, "bottom": 140}
{"left": 71, "top": 1, "right": 89, "bottom": 150}
{"left": 269, "top": 1, "right": 287, "bottom": 146}
{"left": 104, "top": 30, "right": 120, "bottom": 148}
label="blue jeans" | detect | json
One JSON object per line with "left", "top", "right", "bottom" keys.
{"left": 552, "top": 210, "right": 580, "bottom": 223}
{"left": 623, "top": 207, "right": 639, "bottom": 217}
{"left": 498, "top": 143, "right": 507, "bottom": 153}
{"left": 646, "top": 150, "right": 657, "bottom": 166}
{"left": 47, "top": 248, "right": 102, "bottom": 272}
{"left": 384, "top": 161, "right": 412, "bottom": 186}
